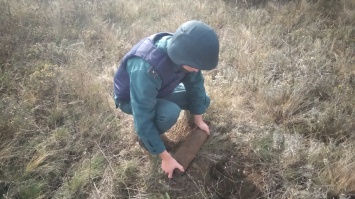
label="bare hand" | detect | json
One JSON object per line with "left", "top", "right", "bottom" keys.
{"left": 160, "top": 151, "right": 184, "bottom": 178}
{"left": 194, "top": 115, "right": 210, "bottom": 135}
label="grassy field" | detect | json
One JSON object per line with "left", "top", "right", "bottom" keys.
{"left": 0, "top": 0, "right": 354, "bottom": 198}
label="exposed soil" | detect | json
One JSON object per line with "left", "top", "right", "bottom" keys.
{"left": 161, "top": 154, "right": 263, "bottom": 199}
{"left": 159, "top": 134, "right": 263, "bottom": 199}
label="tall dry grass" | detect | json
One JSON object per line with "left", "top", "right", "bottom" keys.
{"left": 0, "top": 0, "right": 354, "bottom": 198}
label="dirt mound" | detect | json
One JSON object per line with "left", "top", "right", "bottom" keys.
{"left": 165, "top": 150, "right": 262, "bottom": 199}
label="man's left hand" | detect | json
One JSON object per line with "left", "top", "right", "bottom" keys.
{"left": 193, "top": 115, "right": 210, "bottom": 135}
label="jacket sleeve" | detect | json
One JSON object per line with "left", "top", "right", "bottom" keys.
{"left": 182, "top": 70, "right": 208, "bottom": 115}
{"left": 126, "top": 57, "right": 166, "bottom": 154}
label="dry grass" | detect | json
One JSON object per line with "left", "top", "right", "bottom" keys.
{"left": 0, "top": 0, "right": 354, "bottom": 198}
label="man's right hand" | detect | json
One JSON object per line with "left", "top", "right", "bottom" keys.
{"left": 159, "top": 150, "right": 184, "bottom": 178}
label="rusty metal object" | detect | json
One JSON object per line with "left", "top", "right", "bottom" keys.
{"left": 173, "top": 128, "right": 209, "bottom": 175}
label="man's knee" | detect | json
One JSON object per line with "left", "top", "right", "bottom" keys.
{"left": 205, "top": 95, "right": 211, "bottom": 109}
{"left": 156, "top": 102, "right": 180, "bottom": 124}
{"left": 155, "top": 100, "right": 181, "bottom": 133}
{"left": 164, "top": 103, "right": 181, "bottom": 125}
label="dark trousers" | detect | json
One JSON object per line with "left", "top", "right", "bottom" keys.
{"left": 114, "top": 84, "right": 210, "bottom": 134}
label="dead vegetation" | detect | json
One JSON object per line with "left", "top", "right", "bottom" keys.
{"left": 0, "top": 0, "right": 354, "bottom": 198}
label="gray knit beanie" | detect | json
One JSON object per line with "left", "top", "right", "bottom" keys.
{"left": 168, "top": 20, "right": 219, "bottom": 70}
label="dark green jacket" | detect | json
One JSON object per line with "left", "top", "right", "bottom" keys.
{"left": 126, "top": 35, "right": 208, "bottom": 154}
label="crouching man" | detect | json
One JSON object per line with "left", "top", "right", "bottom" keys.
{"left": 113, "top": 20, "right": 219, "bottom": 178}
